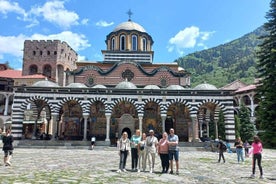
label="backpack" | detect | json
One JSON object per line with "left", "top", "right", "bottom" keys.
{"left": 221, "top": 142, "right": 227, "bottom": 152}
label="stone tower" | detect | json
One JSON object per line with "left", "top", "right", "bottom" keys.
{"left": 22, "top": 40, "right": 78, "bottom": 86}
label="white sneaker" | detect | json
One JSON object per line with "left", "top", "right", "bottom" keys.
{"left": 250, "top": 174, "right": 255, "bottom": 178}
{"left": 260, "top": 175, "right": 264, "bottom": 179}
{"left": 123, "top": 169, "right": 127, "bottom": 172}
{"left": 137, "top": 169, "right": 140, "bottom": 172}
{"left": 150, "top": 169, "right": 153, "bottom": 173}
{"left": 116, "top": 169, "right": 121, "bottom": 173}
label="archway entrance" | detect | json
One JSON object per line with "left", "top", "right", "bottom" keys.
{"left": 118, "top": 114, "right": 134, "bottom": 138}
{"left": 121, "top": 127, "right": 132, "bottom": 138}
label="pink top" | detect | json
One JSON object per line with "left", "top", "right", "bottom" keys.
{"left": 158, "top": 138, "right": 169, "bottom": 154}
{"left": 251, "top": 142, "right": 263, "bottom": 154}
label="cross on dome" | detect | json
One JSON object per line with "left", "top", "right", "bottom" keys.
{"left": 127, "top": 9, "right": 133, "bottom": 21}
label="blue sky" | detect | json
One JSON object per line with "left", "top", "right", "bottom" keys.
{"left": 0, "top": 0, "right": 271, "bottom": 70}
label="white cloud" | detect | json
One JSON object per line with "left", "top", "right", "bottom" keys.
{"left": 0, "top": 0, "right": 26, "bottom": 16}
{"left": 30, "top": 0, "right": 80, "bottom": 29}
{"left": 95, "top": 20, "right": 114, "bottom": 27}
{"left": 0, "top": 31, "right": 91, "bottom": 61}
{"left": 168, "top": 26, "right": 214, "bottom": 55}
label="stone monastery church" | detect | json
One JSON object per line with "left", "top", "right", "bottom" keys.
{"left": 8, "top": 16, "right": 237, "bottom": 145}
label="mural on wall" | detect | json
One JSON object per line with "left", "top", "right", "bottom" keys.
{"left": 59, "top": 100, "right": 83, "bottom": 140}
{"left": 89, "top": 101, "right": 106, "bottom": 139}
{"left": 167, "top": 103, "right": 191, "bottom": 141}
{"left": 144, "top": 102, "right": 162, "bottom": 135}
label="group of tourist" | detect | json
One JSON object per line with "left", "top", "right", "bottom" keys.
{"left": 0, "top": 127, "right": 264, "bottom": 179}
{"left": 116, "top": 128, "right": 179, "bottom": 174}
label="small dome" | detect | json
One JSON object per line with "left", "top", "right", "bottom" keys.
{"left": 178, "top": 66, "right": 185, "bottom": 71}
{"left": 166, "top": 85, "right": 185, "bottom": 90}
{"left": 115, "top": 80, "right": 137, "bottom": 89}
{"left": 144, "top": 85, "right": 160, "bottom": 89}
{"left": 66, "top": 83, "right": 87, "bottom": 88}
{"left": 92, "top": 84, "right": 107, "bottom": 89}
{"left": 32, "top": 80, "right": 59, "bottom": 87}
{"left": 194, "top": 82, "right": 217, "bottom": 90}
{"left": 113, "top": 20, "right": 146, "bottom": 33}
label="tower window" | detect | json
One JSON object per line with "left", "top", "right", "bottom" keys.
{"left": 47, "top": 51, "right": 50, "bottom": 55}
{"left": 33, "top": 51, "right": 36, "bottom": 55}
{"left": 142, "top": 38, "right": 147, "bottom": 51}
{"left": 111, "top": 37, "right": 115, "bottom": 50}
{"left": 29, "top": 65, "right": 38, "bottom": 75}
{"left": 40, "top": 51, "right": 43, "bottom": 55}
{"left": 132, "top": 35, "right": 137, "bottom": 51}
{"left": 120, "top": 35, "right": 126, "bottom": 51}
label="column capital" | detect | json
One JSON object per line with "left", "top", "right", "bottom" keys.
{"left": 82, "top": 113, "right": 90, "bottom": 118}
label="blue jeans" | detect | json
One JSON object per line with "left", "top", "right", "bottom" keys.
{"left": 236, "top": 148, "right": 244, "bottom": 162}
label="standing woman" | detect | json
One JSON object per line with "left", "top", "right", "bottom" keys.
{"left": 130, "top": 129, "right": 141, "bottom": 171}
{"left": 137, "top": 132, "right": 147, "bottom": 172}
{"left": 117, "top": 132, "right": 131, "bottom": 173}
{"left": 250, "top": 135, "right": 263, "bottom": 179}
{"left": 2, "top": 129, "right": 14, "bottom": 166}
{"left": 234, "top": 137, "right": 244, "bottom": 163}
{"left": 158, "top": 132, "right": 169, "bottom": 173}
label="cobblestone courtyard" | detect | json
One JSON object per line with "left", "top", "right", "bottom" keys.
{"left": 0, "top": 147, "right": 275, "bottom": 184}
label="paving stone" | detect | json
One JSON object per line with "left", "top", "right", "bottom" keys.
{"left": 0, "top": 147, "right": 275, "bottom": 183}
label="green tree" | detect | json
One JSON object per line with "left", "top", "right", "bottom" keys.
{"left": 217, "top": 110, "right": 225, "bottom": 140}
{"left": 238, "top": 104, "right": 255, "bottom": 142}
{"left": 256, "top": 0, "right": 276, "bottom": 148}
{"left": 234, "top": 115, "right": 240, "bottom": 138}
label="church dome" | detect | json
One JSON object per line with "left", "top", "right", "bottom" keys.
{"left": 194, "top": 82, "right": 217, "bottom": 90}
{"left": 66, "top": 83, "right": 87, "bottom": 88}
{"left": 166, "top": 85, "right": 185, "bottom": 90}
{"left": 144, "top": 85, "right": 160, "bottom": 89}
{"left": 32, "top": 80, "right": 59, "bottom": 87}
{"left": 115, "top": 80, "right": 137, "bottom": 89}
{"left": 92, "top": 84, "right": 107, "bottom": 88}
{"left": 113, "top": 20, "right": 146, "bottom": 33}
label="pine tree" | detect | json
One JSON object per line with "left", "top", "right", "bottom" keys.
{"left": 256, "top": 0, "right": 276, "bottom": 148}
{"left": 217, "top": 110, "right": 225, "bottom": 140}
{"left": 238, "top": 104, "right": 255, "bottom": 142}
{"left": 234, "top": 115, "right": 241, "bottom": 138}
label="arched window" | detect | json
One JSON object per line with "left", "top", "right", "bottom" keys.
{"left": 142, "top": 38, "right": 147, "bottom": 51}
{"left": 120, "top": 35, "right": 126, "bottom": 51}
{"left": 132, "top": 35, "right": 137, "bottom": 51}
{"left": 29, "top": 65, "right": 38, "bottom": 75}
{"left": 33, "top": 51, "right": 36, "bottom": 56}
{"left": 111, "top": 37, "right": 116, "bottom": 50}
{"left": 43, "top": 64, "right": 52, "bottom": 78}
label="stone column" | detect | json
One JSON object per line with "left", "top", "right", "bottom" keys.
{"left": 4, "top": 93, "right": 11, "bottom": 116}
{"left": 105, "top": 113, "right": 111, "bottom": 142}
{"left": 161, "top": 114, "right": 167, "bottom": 133}
{"left": 51, "top": 113, "right": 58, "bottom": 141}
{"left": 82, "top": 113, "right": 89, "bottom": 141}
{"left": 138, "top": 114, "right": 143, "bottom": 134}
{"left": 191, "top": 115, "right": 197, "bottom": 142}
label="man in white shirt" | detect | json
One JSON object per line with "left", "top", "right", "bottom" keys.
{"left": 145, "top": 129, "right": 158, "bottom": 173}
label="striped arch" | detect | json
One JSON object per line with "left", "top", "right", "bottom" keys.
{"left": 108, "top": 97, "right": 140, "bottom": 114}
{"left": 195, "top": 99, "right": 226, "bottom": 115}
{"left": 142, "top": 98, "right": 162, "bottom": 112}
{"left": 21, "top": 96, "right": 53, "bottom": 115}
{"left": 164, "top": 98, "right": 192, "bottom": 113}
{"left": 86, "top": 97, "right": 108, "bottom": 114}
{"left": 56, "top": 97, "right": 84, "bottom": 113}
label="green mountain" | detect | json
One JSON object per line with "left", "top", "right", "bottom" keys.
{"left": 175, "top": 26, "right": 266, "bottom": 88}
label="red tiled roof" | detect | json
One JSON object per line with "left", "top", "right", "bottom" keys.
{"left": 235, "top": 84, "right": 256, "bottom": 93}
{"left": 0, "top": 69, "right": 45, "bottom": 79}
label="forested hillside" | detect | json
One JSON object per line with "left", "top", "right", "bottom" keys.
{"left": 175, "top": 26, "right": 266, "bottom": 88}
